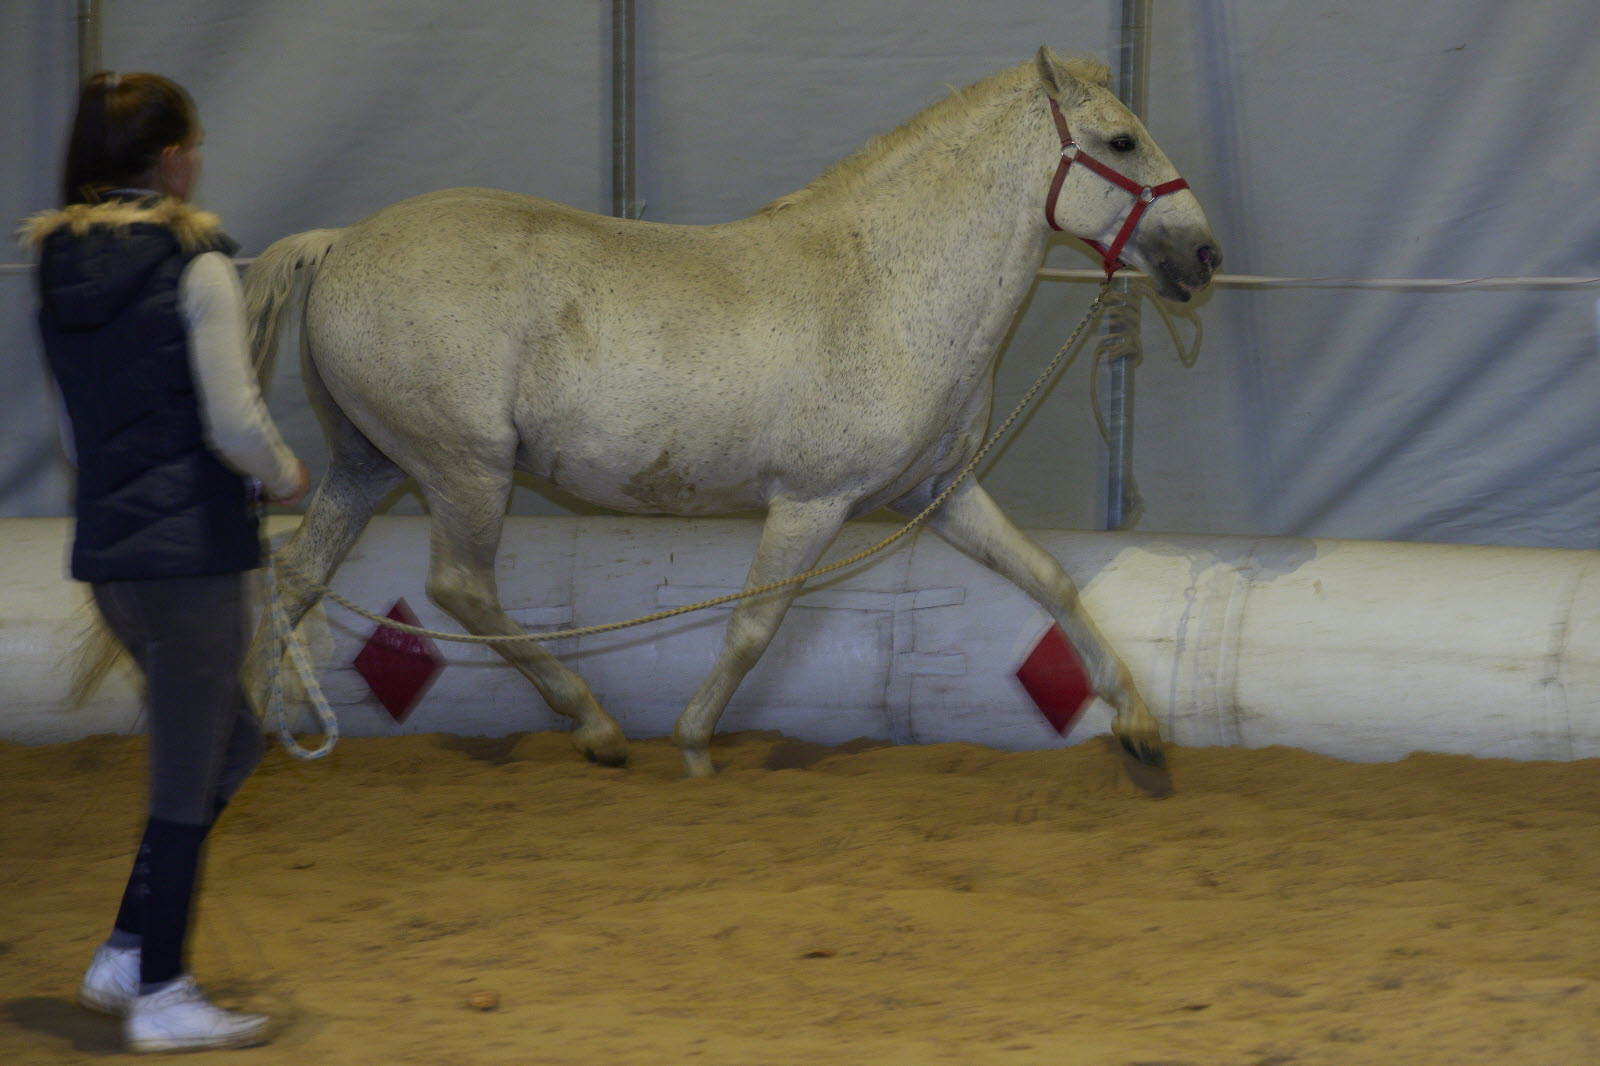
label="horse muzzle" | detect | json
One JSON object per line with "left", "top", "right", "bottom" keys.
{"left": 1140, "top": 232, "right": 1222, "bottom": 303}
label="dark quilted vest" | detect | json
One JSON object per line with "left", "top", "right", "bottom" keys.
{"left": 35, "top": 198, "right": 262, "bottom": 580}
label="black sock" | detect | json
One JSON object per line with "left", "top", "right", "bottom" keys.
{"left": 109, "top": 810, "right": 221, "bottom": 955}
{"left": 136, "top": 818, "right": 209, "bottom": 989}
{"left": 110, "top": 822, "right": 158, "bottom": 944}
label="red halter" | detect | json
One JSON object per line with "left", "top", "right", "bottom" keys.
{"left": 1044, "top": 97, "right": 1190, "bottom": 279}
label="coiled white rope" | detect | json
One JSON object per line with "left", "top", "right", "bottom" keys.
{"left": 263, "top": 561, "right": 339, "bottom": 759}
{"left": 1086, "top": 280, "right": 1207, "bottom": 530}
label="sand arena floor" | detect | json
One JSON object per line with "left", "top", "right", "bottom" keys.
{"left": 2, "top": 729, "right": 1597, "bottom": 1065}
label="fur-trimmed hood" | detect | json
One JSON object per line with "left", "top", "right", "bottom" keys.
{"left": 23, "top": 195, "right": 235, "bottom": 332}
{"left": 18, "top": 195, "right": 226, "bottom": 252}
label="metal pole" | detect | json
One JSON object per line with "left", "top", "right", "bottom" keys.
{"left": 1115, "top": 0, "right": 1149, "bottom": 116}
{"left": 1101, "top": 0, "right": 1149, "bottom": 530}
{"left": 77, "top": 0, "right": 102, "bottom": 83}
{"left": 610, "top": 0, "right": 639, "bottom": 219}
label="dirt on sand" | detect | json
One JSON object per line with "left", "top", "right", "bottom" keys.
{"left": 3, "top": 729, "right": 1597, "bottom": 1065}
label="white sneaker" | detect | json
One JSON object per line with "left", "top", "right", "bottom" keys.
{"left": 124, "top": 975, "right": 270, "bottom": 1053}
{"left": 79, "top": 943, "right": 140, "bottom": 1016}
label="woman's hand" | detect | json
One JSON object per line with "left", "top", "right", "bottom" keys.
{"left": 270, "top": 459, "right": 311, "bottom": 506}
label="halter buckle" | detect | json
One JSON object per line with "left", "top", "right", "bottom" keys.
{"left": 1139, "top": 187, "right": 1154, "bottom": 204}
{"left": 1061, "top": 143, "right": 1078, "bottom": 160}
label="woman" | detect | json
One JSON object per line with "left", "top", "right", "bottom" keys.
{"left": 24, "top": 72, "right": 308, "bottom": 1053}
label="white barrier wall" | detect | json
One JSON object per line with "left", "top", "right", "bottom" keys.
{"left": 4, "top": 516, "right": 1598, "bottom": 761}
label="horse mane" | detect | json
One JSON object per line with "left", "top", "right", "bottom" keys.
{"left": 757, "top": 56, "right": 1110, "bottom": 217}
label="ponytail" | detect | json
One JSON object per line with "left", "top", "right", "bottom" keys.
{"left": 61, "top": 72, "right": 197, "bottom": 205}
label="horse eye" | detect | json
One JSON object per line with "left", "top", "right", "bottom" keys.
{"left": 1109, "top": 135, "right": 1137, "bottom": 153}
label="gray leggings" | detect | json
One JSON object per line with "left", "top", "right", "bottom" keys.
{"left": 92, "top": 573, "right": 264, "bottom": 826}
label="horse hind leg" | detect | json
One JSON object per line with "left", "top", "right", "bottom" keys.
{"left": 243, "top": 412, "right": 406, "bottom": 718}
{"left": 419, "top": 475, "right": 627, "bottom": 767}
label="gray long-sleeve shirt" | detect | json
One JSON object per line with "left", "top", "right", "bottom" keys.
{"left": 178, "top": 250, "right": 301, "bottom": 500}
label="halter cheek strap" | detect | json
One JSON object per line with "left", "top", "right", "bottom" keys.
{"left": 1045, "top": 97, "right": 1190, "bottom": 279}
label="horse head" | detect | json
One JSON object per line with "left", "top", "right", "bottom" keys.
{"left": 1035, "top": 47, "right": 1221, "bottom": 302}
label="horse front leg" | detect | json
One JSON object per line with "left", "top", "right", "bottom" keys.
{"left": 673, "top": 497, "right": 852, "bottom": 778}
{"left": 896, "top": 482, "right": 1164, "bottom": 767}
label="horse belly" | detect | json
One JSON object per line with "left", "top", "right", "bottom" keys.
{"left": 514, "top": 415, "right": 770, "bottom": 517}
{"left": 510, "top": 300, "right": 787, "bottom": 516}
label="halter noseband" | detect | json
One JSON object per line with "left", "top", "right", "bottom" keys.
{"left": 1044, "top": 97, "right": 1190, "bottom": 279}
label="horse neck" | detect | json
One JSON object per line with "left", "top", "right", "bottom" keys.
{"left": 776, "top": 70, "right": 1059, "bottom": 306}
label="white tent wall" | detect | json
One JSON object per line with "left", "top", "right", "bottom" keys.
{"left": 3, "top": 1, "right": 1598, "bottom": 549}
{"left": 1, "top": 2, "right": 78, "bottom": 517}
{"left": 1142, "top": 5, "right": 1600, "bottom": 547}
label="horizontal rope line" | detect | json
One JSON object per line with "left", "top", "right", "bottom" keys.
{"left": 1037, "top": 267, "right": 1600, "bottom": 290}
{"left": 5, "top": 259, "right": 1599, "bottom": 291}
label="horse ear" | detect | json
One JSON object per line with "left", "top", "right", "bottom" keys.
{"left": 1034, "top": 45, "right": 1089, "bottom": 106}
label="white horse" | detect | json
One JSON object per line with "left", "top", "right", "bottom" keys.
{"left": 243, "top": 47, "right": 1220, "bottom": 777}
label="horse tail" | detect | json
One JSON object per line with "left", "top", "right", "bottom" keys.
{"left": 67, "top": 601, "right": 127, "bottom": 709}
{"left": 243, "top": 227, "right": 343, "bottom": 376}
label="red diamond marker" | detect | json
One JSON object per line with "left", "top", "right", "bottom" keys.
{"left": 1015, "top": 624, "right": 1094, "bottom": 735}
{"left": 352, "top": 599, "right": 445, "bottom": 723}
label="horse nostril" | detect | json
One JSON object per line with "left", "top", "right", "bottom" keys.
{"left": 1197, "top": 245, "right": 1221, "bottom": 270}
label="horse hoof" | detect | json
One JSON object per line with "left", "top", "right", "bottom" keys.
{"left": 681, "top": 748, "right": 717, "bottom": 779}
{"left": 1119, "top": 735, "right": 1166, "bottom": 770}
{"left": 572, "top": 727, "right": 628, "bottom": 768}
{"left": 1114, "top": 736, "right": 1173, "bottom": 797}
{"left": 582, "top": 747, "right": 628, "bottom": 768}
